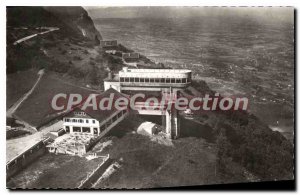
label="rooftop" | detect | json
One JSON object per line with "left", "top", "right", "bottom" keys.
{"left": 120, "top": 68, "right": 191, "bottom": 74}
{"left": 63, "top": 88, "right": 129, "bottom": 122}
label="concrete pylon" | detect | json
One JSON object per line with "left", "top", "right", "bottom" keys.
{"left": 164, "top": 105, "right": 180, "bottom": 139}
{"left": 163, "top": 88, "right": 180, "bottom": 139}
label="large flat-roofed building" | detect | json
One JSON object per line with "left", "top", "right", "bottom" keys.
{"left": 104, "top": 67, "right": 192, "bottom": 92}
{"left": 103, "top": 67, "right": 192, "bottom": 139}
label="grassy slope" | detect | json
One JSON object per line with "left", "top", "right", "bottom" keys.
{"left": 6, "top": 69, "right": 38, "bottom": 109}
{"left": 7, "top": 27, "right": 161, "bottom": 128}
{"left": 183, "top": 84, "right": 294, "bottom": 181}
{"left": 94, "top": 134, "right": 219, "bottom": 189}
{"left": 7, "top": 29, "right": 108, "bottom": 127}
{"left": 6, "top": 153, "right": 104, "bottom": 189}
{"left": 92, "top": 116, "right": 248, "bottom": 189}
{"left": 13, "top": 73, "right": 99, "bottom": 127}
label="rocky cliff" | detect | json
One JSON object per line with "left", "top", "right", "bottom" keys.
{"left": 7, "top": 6, "right": 101, "bottom": 44}
{"left": 44, "top": 7, "right": 102, "bottom": 42}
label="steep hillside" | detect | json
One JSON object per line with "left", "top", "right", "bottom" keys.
{"left": 6, "top": 6, "right": 104, "bottom": 75}
{"left": 182, "top": 82, "right": 294, "bottom": 181}
{"left": 6, "top": 6, "right": 156, "bottom": 126}
{"left": 6, "top": 6, "right": 155, "bottom": 77}
{"left": 7, "top": 6, "right": 101, "bottom": 44}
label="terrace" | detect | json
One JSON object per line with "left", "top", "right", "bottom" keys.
{"left": 46, "top": 133, "right": 96, "bottom": 155}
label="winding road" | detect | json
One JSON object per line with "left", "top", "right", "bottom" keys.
{"left": 13, "top": 27, "right": 59, "bottom": 45}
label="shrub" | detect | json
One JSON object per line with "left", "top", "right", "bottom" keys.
{"left": 215, "top": 113, "right": 294, "bottom": 180}
{"left": 73, "top": 56, "right": 82, "bottom": 61}
{"left": 89, "top": 60, "right": 95, "bottom": 66}
{"left": 61, "top": 50, "right": 67, "bottom": 55}
{"left": 67, "top": 66, "right": 84, "bottom": 78}
{"left": 48, "top": 60, "right": 70, "bottom": 73}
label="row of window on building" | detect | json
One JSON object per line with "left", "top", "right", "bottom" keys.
{"left": 74, "top": 112, "right": 86, "bottom": 116}
{"left": 119, "top": 77, "right": 191, "bottom": 84}
{"left": 99, "top": 110, "right": 127, "bottom": 131}
{"left": 64, "top": 118, "right": 96, "bottom": 124}
{"left": 65, "top": 126, "right": 98, "bottom": 134}
{"left": 64, "top": 110, "right": 127, "bottom": 135}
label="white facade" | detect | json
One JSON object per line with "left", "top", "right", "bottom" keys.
{"left": 104, "top": 68, "right": 192, "bottom": 92}
{"left": 63, "top": 111, "right": 100, "bottom": 135}
{"left": 62, "top": 109, "right": 128, "bottom": 136}
{"left": 119, "top": 68, "right": 192, "bottom": 79}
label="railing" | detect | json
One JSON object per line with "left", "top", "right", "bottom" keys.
{"left": 120, "top": 77, "right": 190, "bottom": 84}
{"left": 121, "top": 69, "right": 191, "bottom": 73}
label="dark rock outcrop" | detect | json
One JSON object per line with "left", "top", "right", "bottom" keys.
{"left": 7, "top": 6, "right": 102, "bottom": 43}
{"left": 44, "top": 6, "right": 102, "bottom": 41}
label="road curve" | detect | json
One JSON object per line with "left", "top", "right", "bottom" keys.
{"left": 13, "top": 27, "right": 59, "bottom": 45}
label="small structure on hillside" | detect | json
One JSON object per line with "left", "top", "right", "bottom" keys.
{"left": 137, "top": 122, "right": 161, "bottom": 135}
{"left": 100, "top": 40, "right": 118, "bottom": 53}
{"left": 122, "top": 52, "right": 140, "bottom": 62}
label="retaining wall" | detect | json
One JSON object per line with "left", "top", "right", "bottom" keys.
{"left": 77, "top": 155, "right": 112, "bottom": 189}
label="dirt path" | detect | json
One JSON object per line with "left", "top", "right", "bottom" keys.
{"left": 7, "top": 69, "right": 45, "bottom": 117}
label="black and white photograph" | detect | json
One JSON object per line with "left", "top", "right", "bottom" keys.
{"left": 5, "top": 5, "right": 295, "bottom": 190}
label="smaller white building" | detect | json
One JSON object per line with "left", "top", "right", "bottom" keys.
{"left": 63, "top": 110, "right": 101, "bottom": 135}
{"left": 61, "top": 88, "right": 130, "bottom": 137}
